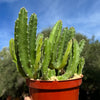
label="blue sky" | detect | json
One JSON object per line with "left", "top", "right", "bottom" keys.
{"left": 0, "top": 0, "right": 100, "bottom": 50}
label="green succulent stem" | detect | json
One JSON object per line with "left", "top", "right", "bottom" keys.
{"left": 28, "top": 13, "right": 37, "bottom": 69}
{"left": 42, "top": 38, "right": 51, "bottom": 79}
{"left": 33, "top": 34, "right": 43, "bottom": 78}
{"left": 9, "top": 38, "right": 27, "bottom": 77}
{"left": 9, "top": 38, "right": 17, "bottom": 62}
{"left": 56, "top": 39, "right": 72, "bottom": 69}
{"left": 77, "top": 57, "right": 85, "bottom": 74}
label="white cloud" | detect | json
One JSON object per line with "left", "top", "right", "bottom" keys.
{"left": 59, "top": 11, "right": 100, "bottom": 40}
{"left": 37, "top": 0, "right": 100, "bottom": 40}
{"left": 37, "top": 0, "right": 100, "bottom": 28}
{"left": 63, "top": 12, "right": 100, "bottom": 26}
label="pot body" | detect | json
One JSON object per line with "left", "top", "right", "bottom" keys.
{"left": 26, "top": 78, "right": 82, "bottom": 100}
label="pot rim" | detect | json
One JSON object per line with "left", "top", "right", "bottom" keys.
{"left": 26, "top": 76, "right": 83, "bottom": 90}
{"left": 27, "top": 77, "right": 82, "bottom": 82}
{"left": 26, "top": 75, "right": 83, "bottom": 82}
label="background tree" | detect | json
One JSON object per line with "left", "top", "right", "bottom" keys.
{"left": 39, "top": 27, "right": 52, "bottom": 38}
{"left": 0, "top": 47, "right": 28, "bottom": 100}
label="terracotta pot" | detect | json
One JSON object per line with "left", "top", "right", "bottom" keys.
{"left": 26, "top": 78, "right": 82, "bottom": 100}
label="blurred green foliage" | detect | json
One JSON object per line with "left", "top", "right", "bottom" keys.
{"left": 0, "top": 47, "right": 28, "bottom": 100}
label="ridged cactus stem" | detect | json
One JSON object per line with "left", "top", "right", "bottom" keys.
{"left": 9, "top": 38, "right": 17, "bottom": 62}
{"left": 63, "top": 27, "right": 75, "bottom": 53}
{"left": 28, "top": 13, "right": 37, "bottom": 69}
{"left": 56, "top": 39, "right": 72, "bottom": 69}
{"left": 73, "top": 39, "right": 80, "bottom": 73}
{"left": 49, "top": 20, "right": 62, "bottom": 43}
{"left": 56, "top": 28, "right": 68, "bottom": 66}
{"left": 42, "top": 38, "right": 51, "bottom": 79}
{"left": 15, "top": 19, "right": 27, "bottom": 78}
{"left": 66, "top": 48, "right": 73, "bottom": 71}
{"left": 33, "top": 34, "right": 43, "bottom": 78}
{"left": 50, "top": 21, "right": 62, "bottom": 67}
{"left": 77, "top": 57, "right": 85, "bottom": 74}
{"left": 48, "top": 20, "right": 62, "bottom": 69}
{"left": 15, "top": 8, "right": 33, "bottom": 78}
{"left": 79, "top": 39, "right": 85, "bottom": 53}
{"left": 9, "top": 38, "right": 27, "bottom": 77}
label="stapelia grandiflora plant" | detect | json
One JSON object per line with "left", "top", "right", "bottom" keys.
{"left": 9, "top": 7, "right": 85, "bottom": 81}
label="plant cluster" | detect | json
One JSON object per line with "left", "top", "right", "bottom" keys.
{"left": 9, "top": 8, "right": 85, "bottom": 81}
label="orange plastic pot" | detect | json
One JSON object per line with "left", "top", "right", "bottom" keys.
{"left": 26, "top": 78, "right": 82, "bottom": 100}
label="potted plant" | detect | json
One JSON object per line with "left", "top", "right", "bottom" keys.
{"left": 9, "top": 7, "right": 85, "bottom": 100}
